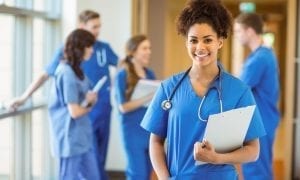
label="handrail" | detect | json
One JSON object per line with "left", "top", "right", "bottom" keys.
{"left": 0, "top": 4, "right": 60, "bottom": 20}
{"left": 0, "top": 101, "right": 47, "bottom": 119}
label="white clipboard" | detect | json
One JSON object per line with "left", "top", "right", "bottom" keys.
{"left": 195, "top": 105, "right": 256, "bottom": 165}
{"left": 92, "top": 76, "right": 107, "bottom": 92}
{"left": 81, "top": 76, "right": 107, "bottom": 107}
{"left": 131, "top": 79, "right": 160, "bottom": 107}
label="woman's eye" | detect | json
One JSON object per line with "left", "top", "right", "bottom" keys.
{"left": 204, "top": 39, "right": 212, "bottom": 43}
{"left": 189, "top": 39, "right": 197, "bottom": 44}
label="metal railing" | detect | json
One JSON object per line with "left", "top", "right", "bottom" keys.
{"left": 0, "top": 100, "right": 47, "bottom": 119}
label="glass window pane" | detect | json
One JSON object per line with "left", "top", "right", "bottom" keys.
{"left": 0, "top": 14, "right": 14, "bottom": 103}
{"left": 33, "top": 0, "right": 45, "bottom": 11}
{"left": 0, "top": 119, "right": 12, "bottom": 179}
{"left": 32, "top": 18, "right": 45, "bottom": 101}
{"left": 31, "top": 109, "right": 45, "bottom": 180}
{"left": 3, "top": 0, "right": 14, "bottom": 6}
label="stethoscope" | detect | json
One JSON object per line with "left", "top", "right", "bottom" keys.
{"left": 161, "top": 67, "right": 223, "bottom": 122}
{"left": 96, "top": 49, "right": 107, "bottom": 67}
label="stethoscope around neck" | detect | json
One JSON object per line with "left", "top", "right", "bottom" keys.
{"left": 161, "top": 67, "right": 223, "bottom": 122}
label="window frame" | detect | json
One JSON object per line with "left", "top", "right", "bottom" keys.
{"left": 0, "top": 0, "right": 61, "bottom": 179}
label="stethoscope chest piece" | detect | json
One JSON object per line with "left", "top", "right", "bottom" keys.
{"left": 161, "top": 100, "right": 172, "bottom": 110}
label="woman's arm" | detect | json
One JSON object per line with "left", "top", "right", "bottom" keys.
{"left": 9, "top": 72, "right": 49, "bottom": 109}
{"left": 218, "top": 139, "right": 259, "bottom": 164}
{"left": 67, "top": 91, "right": 97, "bottom": 119}
{"left": 150, "top": 134, "right": 170, "bottom": 180}
{"left": 67, "top": 103, "right": 91, "bottom": 119}
{"left": 194, "top": 138, "right": 260, "bottom": 164}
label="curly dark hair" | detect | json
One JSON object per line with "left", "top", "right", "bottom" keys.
{"left": 119, "top": 34, "right": 148, "bottom": 100}
{"left": 64, "top": 29, "right": 95, "bottom": 80}
{"left": 176, "top": 0, "right": 232, "bottom": 38}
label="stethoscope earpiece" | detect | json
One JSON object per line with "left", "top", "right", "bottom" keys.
{"left": 161, "top": 100, "right": 172, "bottom": 110}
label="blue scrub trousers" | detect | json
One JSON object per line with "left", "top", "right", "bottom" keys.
{"left": 59, "top": 149, "right": 99, "bottom": 180}
{"left": 124, "top": 146, "right": 152, "bottom": 180}
{"left": 242, "top": 134, "right": 275, "bottom": 180}
{"left": 121, "top": 121, "right": 152, "bottom": 180}
{"left": 91, "top": 105, "right": 112, "bottom": 180}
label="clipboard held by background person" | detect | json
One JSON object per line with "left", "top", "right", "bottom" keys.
{"left": 131, "top": 79, "right": 160, "bottom": 107}
{"left": 81, "top": 76, "right": 107, "bottom": 107}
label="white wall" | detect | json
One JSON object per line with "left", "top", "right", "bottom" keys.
{"left": 62, "top": 0, "right": 132, "bottom": 170}
{"left": 77, "top": 0, "right": 131, "bottom": 58}
{"left": 62, "top": 0, "right": 77, "bottom": 41}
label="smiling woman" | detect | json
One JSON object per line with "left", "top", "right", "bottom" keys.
{"left": 114, "top": 34, "right": 156, "bottom": 179}
{"left": 140, "top": 0, "right": 266, "bottom": 179}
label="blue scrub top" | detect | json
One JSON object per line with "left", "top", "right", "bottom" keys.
{"left": 45, "top": 41, "right": 119, "bottom": 119}
{"left": 114, "top": 68, "right": 156, "bottom": 123}
{"left": 141, "top": 68, "right": 266, "bottom": 179}
{"left": 239, "top": 46, "right": 280, "bottom": 135}
{"left": 48, "top": 63, "right": 93, "bottom": 158}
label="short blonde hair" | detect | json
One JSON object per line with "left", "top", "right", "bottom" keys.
{"left": 78, "top": 10, "right": 100, "bottom": 24}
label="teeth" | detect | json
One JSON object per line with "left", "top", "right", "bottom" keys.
{"left": 196, "top": 53, "right": 208, "bottom": 57}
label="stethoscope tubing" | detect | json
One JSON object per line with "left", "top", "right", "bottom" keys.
{"left": 161, "top": 67, "right": 191, "bottom": 110}
{"left": 161, "top": 66, "right": 223, "bottom": 122}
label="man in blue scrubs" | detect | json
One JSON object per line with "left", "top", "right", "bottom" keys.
{"left": 234, "top": 13, "right": 280, "bottom": 180}
{"left": 10, "top": 10, "right": 118, "bottom": 180}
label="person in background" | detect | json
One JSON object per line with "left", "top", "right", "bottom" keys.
{"left": 114, "top": 35, "right": 155, "bottom": 180}
{"left": 234, "top": 12, "right": 280, "bottom": 180}
{"left": 48, "top": 29, "right": 98, "bottom": 179}
{"left": 140, "top": 0, "right": 266, "bottom": 179}
{"left": 9, "top": 10, "right": 118, "bottom": 179}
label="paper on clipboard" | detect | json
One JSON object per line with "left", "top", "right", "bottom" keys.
{"left": 195, "top": 105, "right": 256, "bottom": 165}
{"left": 81, "top": 76, "right": 107, "bottom": 107}
{"left": 131, "top": 79, "right": 160, "bottom": 107}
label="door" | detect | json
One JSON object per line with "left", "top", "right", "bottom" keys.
{"left": 293, "top": 0, "right": 300, "bottom": 179}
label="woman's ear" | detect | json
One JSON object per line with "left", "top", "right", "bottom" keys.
{"left": 218, "top": 38, "right": 224, "bottom": 49}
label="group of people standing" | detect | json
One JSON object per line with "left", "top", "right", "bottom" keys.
{"left": 10, "top": 9, "right": 157, "bottom": 179}
{"left": 9, "top": 0, "right": 280, "bottom": 179}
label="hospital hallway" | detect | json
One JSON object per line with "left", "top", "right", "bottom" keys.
{"left": 0, "top": 0, "right": 300, "bottom": 180}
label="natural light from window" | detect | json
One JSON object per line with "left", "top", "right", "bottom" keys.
{"left": 0, "top": 14, "right": 13, "bottom": 180}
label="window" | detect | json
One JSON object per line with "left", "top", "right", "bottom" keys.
{"left": 0, "top": 14, "right": 14, "bottom": 180}
{"left": 0, "top": 14, "right": 14, "bottom": 103}
{"left": 32, "top": 18, "right": 45, "bottom": 100}
{"left": 31, "top": 110, "right": 45, "bottom": 180}
{"left": 0, "top": 119, "right": 12, "bottom": 180}
{"left": 2, "top": 0, "right": 14, "bottom": 6}
{"left": 0, "top": 0, "right": 61, "bottom": 179}
{"left": 33, "top": 0, "right": 45, "bottom": 11}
